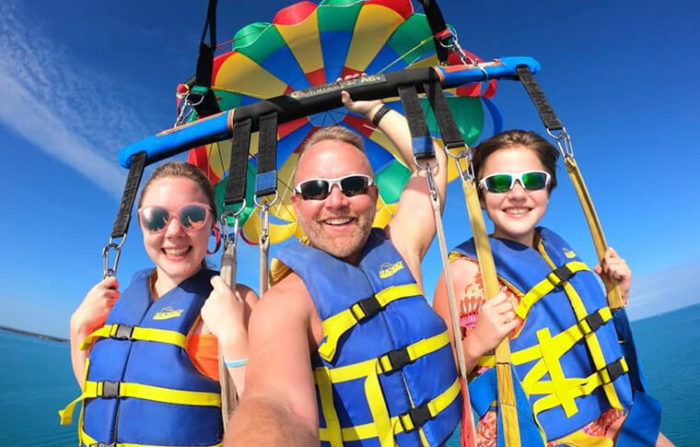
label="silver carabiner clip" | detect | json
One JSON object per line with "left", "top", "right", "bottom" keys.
{"left": 102, "top": 234, "right": 127, "bottom": 279}
{"left": 547, "top": 127, "right": 575, "bottom": 160}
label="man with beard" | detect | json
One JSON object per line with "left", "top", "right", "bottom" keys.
{"left": 227, "top": 92, "right": 461, "bottom": 446}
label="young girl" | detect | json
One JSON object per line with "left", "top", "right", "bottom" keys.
{"left": 65, "top": 161, "right": 257, "bottom": 446}
{"left": 433, "top": 130, "right": 671, "bottom": 446}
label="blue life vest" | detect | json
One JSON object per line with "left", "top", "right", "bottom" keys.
{"left": 59, "top": 268, "right": 223, "bottom": 447}
{"left": 276, "top": 229, "right": 461, "bottom": 447}
{"left": 453, "top": 228, "right": 635, "bottom": 441}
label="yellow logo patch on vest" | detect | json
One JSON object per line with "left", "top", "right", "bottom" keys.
{"left": 379, "top": 261, "right": 404, "bottom": 279}
{"left": 563, "top": 248, "right": 577, "bottom": 259}
{"left": 153, "top": 306, "right": 184, "bottom": 320}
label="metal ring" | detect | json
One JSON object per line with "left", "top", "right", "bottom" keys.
{"left": 253, "top": 190, "right": 279, "bottom": 209}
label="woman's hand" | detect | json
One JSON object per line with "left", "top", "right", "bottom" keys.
{"left": 341, "top": 90, "right": 383, "bottom": 118}
{"left": 200, "top": 275, "right": 247, "bottom": 348}
{"left": 594, "top": 246, "right": 632, "bottom": 305}
{"left": 70, "top": 276, "right": 120, "bottom": 338}
{"left": 468, "top": 290, "right": 518, "bottom": 359}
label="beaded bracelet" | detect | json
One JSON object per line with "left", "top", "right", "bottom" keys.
{"left": 224, "top": 358, "right": 249, "bottom": 368}
{"left": 371, "top": 104, "right": 391, "bottom": 127}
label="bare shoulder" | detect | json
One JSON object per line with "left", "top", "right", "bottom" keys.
{"left": 235, "top": 283, "right": 259, "bottom": 307}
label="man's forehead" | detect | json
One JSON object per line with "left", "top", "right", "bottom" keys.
{"left": 296, "top": 139, "right": 372, "bottom": 178}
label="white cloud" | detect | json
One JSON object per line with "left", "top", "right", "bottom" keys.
{"left": 626, "top": 259, "right": 700, "bottom": 320}
{"left": 0, "top": 2, "right": 156, "bottom": 197}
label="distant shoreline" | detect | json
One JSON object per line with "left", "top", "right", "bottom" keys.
{"left": 0, "top": 325, "right": 68, "bottom": 343}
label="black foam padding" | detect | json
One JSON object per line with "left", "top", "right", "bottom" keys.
{"left": 110, "top": 152, "right": 146, "bottom": 238}
{"left": 516, "top": 65, "right": 563, "bottom": 131}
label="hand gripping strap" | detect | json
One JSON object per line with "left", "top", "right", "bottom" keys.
{"left": 79, "top": 324, "right": 187, "bottom": 351}
{"left": 317, "top": 283, "right": 422, "bottom": 362}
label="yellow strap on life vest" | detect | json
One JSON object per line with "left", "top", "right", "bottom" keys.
{"left": 79, "top": 324, "right": 187, "bottom": 351}
{"left": 79, "top": 427, "right": 222, "bottom": 447}
{"left": 59, "top": 380, "right": 221, "bottom": 426}
{"left": 317, "top": 283, "right": 422, "bottom": 362}
{"left": 320, "top": 331, "right": 450, "bottom": 383}
{"left": 514, "top": 261, "right": 589, "bottom": 320}
{"left": 317, "top": 378, "right": 461, "bottom": 443}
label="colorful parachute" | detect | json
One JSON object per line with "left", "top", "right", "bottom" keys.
{"left": 181, "top": 0, "right": 500, "bottom": 244}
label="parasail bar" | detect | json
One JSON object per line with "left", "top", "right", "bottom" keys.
{"left": 118, "top": 56, "right": 539, "bottom": 168}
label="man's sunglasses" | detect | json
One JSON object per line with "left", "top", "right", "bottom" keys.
{"left": 478, "top": 170, "right": 551, "bottom": 193}
{"left": 293, "top": 174, "right": 374, "bottom": 201}
{"left": 138, "top": 203, "right": 212, "bottom": 233}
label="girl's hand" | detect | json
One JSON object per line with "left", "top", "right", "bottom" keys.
{"left": 594, "top": 247, "right": 632, "bottom": 305}
{"left": 338, "top": 74, "right": 383, "bottom": 118}
{"left": 200, "top": 275, "right": 247, "bottom": 347}
{"left": 468, "top": 290, "right": 518, "bottom": 358}
{"left": 71, "top": 276, "right": 120, "bottom": 337}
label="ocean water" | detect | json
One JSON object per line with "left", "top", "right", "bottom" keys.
{"left": 2, "top": 304, "right": 699, "bottom": 446}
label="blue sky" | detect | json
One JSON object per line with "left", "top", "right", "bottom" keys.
{"left": 1, "top": 0, "right": 699, "bottom": 337}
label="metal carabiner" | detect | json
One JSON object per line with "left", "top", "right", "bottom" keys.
{"left": 547, "top": 127, "right": 575, "bottom": 160}
{"left": 221, "top": 200, "right": 246, "bottom": 249}
{"left": 102, "top": 234, "right": 127, "bottom": 279}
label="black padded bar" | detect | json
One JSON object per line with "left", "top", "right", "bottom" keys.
{"left": 110, "top": 152, "right": 146, "bottom": 239}
{"left": 255, "top": 112, "right": 278, "bottom": 198}
{"left": 223, "top": 118, "right": 252, "bottom": 206}
{"left": 422, "top": 81, "right": 464, "bottom": 149}
{"left": 398, "top": 84, "right": 435, "bottom": 159}
{"left": 516, "top": 65, "right": 563, "bottom": 132}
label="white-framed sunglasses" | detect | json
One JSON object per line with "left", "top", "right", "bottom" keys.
{"left": 478, "top": 170, "right": 551, "bottom": 193}
{"left": 293, "top": 174, "right": 374, "bottom": 200}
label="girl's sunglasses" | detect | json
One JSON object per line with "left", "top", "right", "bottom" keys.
{"left": 294, "top": 174, "right": 374, "bottom": 201}
{"left": 479, "top": 170, "right": 551, "bottom": 193}
{"left": 138, "top": 203, "right": 212, "bottom": 233}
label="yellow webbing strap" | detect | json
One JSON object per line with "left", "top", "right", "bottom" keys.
{"left": 530, "top": 358, "right": 628, "bottom": 418}
{"left": 317, "top": 283, "right": 422, "bottom": 362}
{"left": 79, "top": 428, "right": 222, "bottom": 447}
{"left": 320, "top": 331, "right": 450, "bottom": 383}
{"left": 59, "top": 380, "right": 221, "bottom": 426}
{"left": 79, "top": 324, "right": 187, "bottom": 351}
{"left": 478, "top": 307, "right": 614, "bottom": 369}
{"left": 536, "top": 328, "right": 577, "bottom": 417}
{"left": 317, "top": 378, "right": 461, "bottom": 443}
{"left": 460, "top": 172, "right": 520, "bottom": 447}
{"left": 514, "top": 261, "right": 590, "bottom": 320}
{"left": 564, "top": 157, "right": 623, "bottom": 310}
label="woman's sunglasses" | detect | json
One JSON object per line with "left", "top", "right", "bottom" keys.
{"left": 138, "top": 203, "right": 212, "bottom": 233}
{"left": 294, "top": 174, "right": 374, "bottom": 201}
{"left": 479, "top": 170, "right": 551, "bottom": 193}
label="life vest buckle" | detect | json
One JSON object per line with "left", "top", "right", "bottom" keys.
{"left": 598, "top": 357, "right": 626, "bottom": 384}
{"left": 113, "top": 324, "right": 134, "bottom": 340}
{"left": 379, "top": 346, "right": 412, "bottom": 373}
{"left": 101, "top": 381, "right": 121, "bottom": 398}
{"left": 548, "top": 264, "right": 575, "bottom": 285}
{"left": 578, "top": 309, "right": 606, "bottom": 334}
{"left": 350, "top": 295, "right": 381, "bottom": 321}
{"left": 400, "top": 402, "right": 433, "bottom": 432}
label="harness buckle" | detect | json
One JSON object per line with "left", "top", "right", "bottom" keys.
{"left": 113, "top": 324, "right": 134, "bottom": 340}
{"left": 599, "top": 358, "right": 626, "bottom": 384}
{"left": 379, "top": 347, "right": 412, "bottom": 373}
{"left": 548, "top": 264, "right": 575, "bottom": 285}
{"left": 400, "top": 402, "right": 433, "bottom": 431}
{"left": 350, "top": 295, "right": 381, "bottom": 321}
{"left": 101, "top": 381, "right": 121, "bottom": 398}
{"left": 578, "top": 309, "right": 606, "bottom": 334}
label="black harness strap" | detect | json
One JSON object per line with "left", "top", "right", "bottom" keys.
{"left": 191, "top": 0, "right": 221, "bottom": 117}
{"left": 111, "top": 152, "right": 146, "bottom": 239}
{"left": 516, "top": 65, "right": 563, "bottom": 132}
{"left": 223, "top": 118, "right": 252, "bottom": 209}
{"left": 422, "top": 81, "right": 465, "bottom": 150}
{"left": 255, "top": 113, "right": 278, "bottom": 198}
{"left": 398, "top": 85, "right": 435, "bottom": 160}
{"left": 417, "top": 0, "right": 451, "bottom": 64}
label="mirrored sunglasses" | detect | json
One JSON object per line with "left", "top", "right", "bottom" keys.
{"left": 293, "top": 174, "right": 374, "bottom": 201}
{"left": 138, "top": 203, "right": 212, "bottom": 233}
{"left": 479, "top": 170, "right": 551, "bottom": 193}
